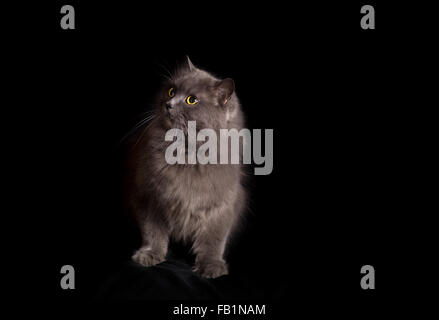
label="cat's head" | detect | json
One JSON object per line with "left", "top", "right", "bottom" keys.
{"left": 156, "top": 57, "right": 239, "bottom": 132}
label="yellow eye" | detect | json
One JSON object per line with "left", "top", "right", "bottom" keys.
{"left": 186, "top": 95, "right": 198, "bottom": 105}
{"left": 168, "top": 88, "right": 175, "bottom": 97}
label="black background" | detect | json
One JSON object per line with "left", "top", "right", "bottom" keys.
{"left": 13, "top": 0, "right": 436, "bottom": 316}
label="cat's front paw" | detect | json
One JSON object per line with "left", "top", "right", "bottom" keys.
{"left": 193, "top": 259, "right": 228, "bottom": 278}
{"left": 132, "top": 248, "right": 165, "bottom": 267}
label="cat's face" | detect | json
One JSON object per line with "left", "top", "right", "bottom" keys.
{"left": 156, "top": 58, "right": 235, "bottom": 132}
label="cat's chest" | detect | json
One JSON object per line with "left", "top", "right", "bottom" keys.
{"left": 160, "top": 164, "right": 238, "bottom": 211}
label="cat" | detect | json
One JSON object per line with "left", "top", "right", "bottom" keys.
{"left": 126, "top": 57, "right": 247, "bottom": 278}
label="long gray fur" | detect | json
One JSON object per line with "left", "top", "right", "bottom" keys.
{"left": 126, "top": 57, "right": 247, "bottom": 278}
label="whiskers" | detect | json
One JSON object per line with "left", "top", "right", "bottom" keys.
{"left": 118, "top": 59, "right": 173, "bottom": 149}
{"left": 133, "top": 113, "right": 157, "bottom": 148}
{"left": 119, "top": 110, "right": 157, "bottom": 147}
{"left": 156, "top": 60, "right": 174, "bottom": 82}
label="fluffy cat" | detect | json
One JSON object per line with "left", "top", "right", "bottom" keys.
{"left": 126, "top": 57, "right": 247, "bottom": 278}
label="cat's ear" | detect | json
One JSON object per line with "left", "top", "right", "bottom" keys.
{"left": 185, "top": 55, "right": 196, "bottom": 72}
{"left": 215, "top": 78, "right": 235, "bottom": 105}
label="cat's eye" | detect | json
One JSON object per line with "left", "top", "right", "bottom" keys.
{"left": 168, "top": 88, "right": 175, "bottom": 97}
{"left": 186, "top": 95, "right": 198, "bottom": 105}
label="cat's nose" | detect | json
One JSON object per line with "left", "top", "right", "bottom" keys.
{"left": 166, "top": 102, "right": 173, "bottom": 110}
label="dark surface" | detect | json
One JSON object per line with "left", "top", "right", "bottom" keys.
{"left": 95, "top": 257, "right": 281, "bottom": 300}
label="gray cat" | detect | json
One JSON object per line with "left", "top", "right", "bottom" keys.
{"left": 126, "top": 57, "right": 247, "bottom": 278}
